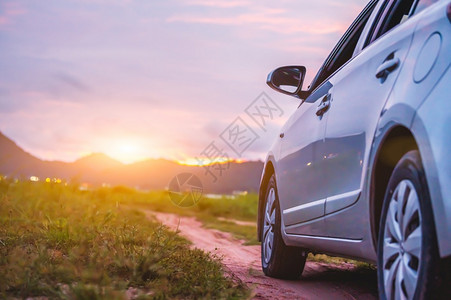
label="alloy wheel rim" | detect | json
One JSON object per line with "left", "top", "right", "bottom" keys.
{"left": 263, "top": 187, "right": 276, "bottom": 264}
{"left": 383, "top": 179, "right": 422, "bottom": 300}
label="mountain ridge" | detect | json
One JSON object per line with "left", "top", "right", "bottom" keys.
{"left": 0, "top": 132, "right": 263, "bottom": 193}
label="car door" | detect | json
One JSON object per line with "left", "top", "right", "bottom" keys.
{"left": 321, "top": 0, "right": 420, "bottom": 239}
{"left": 276, "top": 1, "right": 378, "bottom": 236}
{"left": 277, "top": 84, "right": 330, "bottom": 234}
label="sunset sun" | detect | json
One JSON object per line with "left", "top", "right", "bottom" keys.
{"left": 106, "top": 139, "right": 149, "bottom": 164}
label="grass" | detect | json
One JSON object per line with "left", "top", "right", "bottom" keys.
{"left": 73, "top": 185, "right": 373, "bottom": 268}
{"left": 114, "top": 189, "right": 260, "bottom": 245}
{"left": 197, "top": 215, "right": 258, "bottom": 246}
{"left": 118, "top": 190, "right": 258, "bottom": 222}
{"left": 0, "top": 177, "right": 249, "bottom": 299}
{"left": 0, "top": 174, "right": 372, "bottom": 299}
{"left": 308, "top": 254, "right": 375, "bottom": 270}
{"left": 112, "top": 186, "right": 373, "bottom": 268}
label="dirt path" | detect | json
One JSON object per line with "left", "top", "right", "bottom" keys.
{"left": 145, "top": 211, "right": 378, "bottom": 300}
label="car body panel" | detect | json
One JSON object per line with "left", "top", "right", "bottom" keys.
{"left": 259, "top": 0, "right": 451, "bottom": 262}
{"left": 322, "top": 9, "right": 418, "bottom": 239}
{"left": 382, "top": 0, "right": 451, "bottom": 257}
{"left": 277, "top": 87, "right": 330, "bottom": 232}
{"left": 325, "top": 189, "right": 361, "bottom": 215}
{"left": 413, "top": 66, "right": 451, "bottom": 257}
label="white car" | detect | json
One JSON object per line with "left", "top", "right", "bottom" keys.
{"left": 258, "top": 0, "right": 451, "bottom": 299}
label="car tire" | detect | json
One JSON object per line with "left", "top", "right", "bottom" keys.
{"left": 261, "top": 174, "right": 307, "bottom": 279}
{"left": 377, "top": 150, "right": 447, "bottom": 299}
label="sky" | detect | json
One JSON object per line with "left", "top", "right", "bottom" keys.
{"left": 0, "top": 0, "right": 366, "bottom": 164}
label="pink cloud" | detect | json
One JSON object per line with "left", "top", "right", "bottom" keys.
{"left": 0, "top": 2, "right": 26, "bottom": 29}
{"left": 168, "top": 0, "right": 361, "bottom": 36}
{"left": 185, "top": 0, "right": 250, "bottom": 8}
{"left": 1, "top": 0, "right": 367, "bottom": 162}
{"left": 167, "top": 11, "right": 347, "bottom": 35}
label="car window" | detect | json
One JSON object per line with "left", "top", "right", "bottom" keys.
{"left": 370, "top": 0, "right": 418, "bottom": 43}
{"left": 308, "top": 0, "right": 378, "bottom": 93}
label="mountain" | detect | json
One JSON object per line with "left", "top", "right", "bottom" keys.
{"left": 0, "top": 132, "right": 263, "bottom": 193}
{"left": 0, "top": 132, "right": 44, "bottom": 176}
{"left": 74, "top": 153, "right": 124, "bottom": 170}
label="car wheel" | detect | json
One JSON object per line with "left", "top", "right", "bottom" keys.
{"left": 261, "top": 174, "right": 307, "bottom": 279}
{"left": 377, "top": 150, "right": 445, "bottom": 299}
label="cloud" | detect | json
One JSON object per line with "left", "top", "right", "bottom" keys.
{"left": 203, "top": 120, "right": 229, "bottom": 139}
{"left": 0, "top": 0, "right": 367, "bottom": 162}
{"left": 0, "top": 2, "right": 26, "bottom": 29}
{"left": 167, "top": 5, "right": 348, "bottom": 35}
{"left": 167, "top": 15, "right": 345, "bottom": 35}
{"left": 53, "top": 72, "right": 91, "bottom": 93}
{"left": 183, "top": 0, "right": 250, "bottom": 8}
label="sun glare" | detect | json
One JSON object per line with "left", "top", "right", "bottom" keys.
{"left": 106, "top": 139, "right": 150, "bottom": 164}
{"left": 177, "top": 157, "right": 246, "bottom": 166}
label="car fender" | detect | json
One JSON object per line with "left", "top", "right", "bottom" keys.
{"left": 257, "top": 152, "right": 278, "bottom": 242}
{"left": 412, "top": 66, "right": 451, "bottom": 258}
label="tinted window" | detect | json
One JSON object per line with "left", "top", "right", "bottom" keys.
{"left": 309, "top": 0, "right": 377, "bottom": 92}
{"left": 325, "top": 20, "right": 368, "bottom": 78}
{"left": 371, "top": 0, "right": 417, "bottom": 42}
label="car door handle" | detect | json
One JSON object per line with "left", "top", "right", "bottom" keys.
{"left": 316, "top": 94, "right": 331, "bottom": 116}
{"left": 375, "top": 57, "right": 400, "bottom": 79}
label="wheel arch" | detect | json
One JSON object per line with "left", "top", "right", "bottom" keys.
{"left": 370, "top": 125, "right": 419, "bottom": 252}
{"left": 258, "top": 160, "right": 275, "bottom": 242}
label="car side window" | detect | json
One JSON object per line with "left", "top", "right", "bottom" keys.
{"left": 309, "top": 0, "right": 378, "bottom": 92}
{"left": 369, "top": 0, "right": 418, "bottom": 44}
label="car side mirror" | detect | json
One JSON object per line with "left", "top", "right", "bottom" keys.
{"left": 267, "top": 66, "right": 307, "bottom": 98}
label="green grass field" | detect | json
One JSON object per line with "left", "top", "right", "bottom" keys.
{"left": 57, "top": 183, "right": 371, "bottom": 267}
{"left": 112, "top": 188, "right": 260, "bottom": 245}
{"left": 0, "top": 175, "right": 374, "bottom": 299}
{"left": 0, "top": 177, "right": 249, "bottom": 299}
{"left": 78, "top": 185, "right": 373, "bottom": 268}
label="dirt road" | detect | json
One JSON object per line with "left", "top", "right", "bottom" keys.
{"left": 145, "top": 211, "right": 378, "bottom": 300}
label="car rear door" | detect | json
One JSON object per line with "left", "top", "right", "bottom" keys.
{"left": 276, "top": 1, "right": 378, "bottom": 235}
{"left": 321, "top": 0, "right": 421, "bottom": 239}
